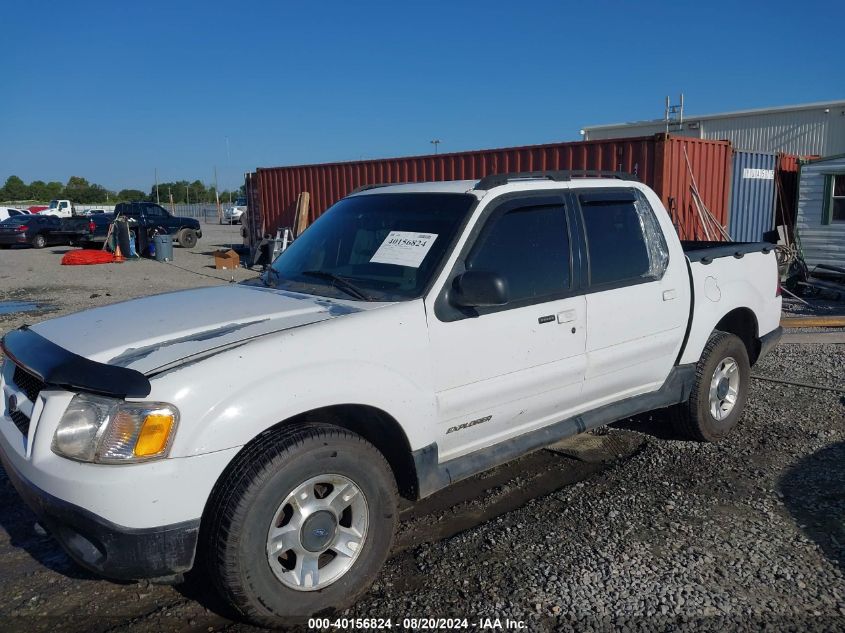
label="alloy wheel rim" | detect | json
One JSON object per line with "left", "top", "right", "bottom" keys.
{"left": 709, "top": 356, "right": 740, "bottom": 421}
{"left": 266, "top": 473, "right": 368, "bottom": 591}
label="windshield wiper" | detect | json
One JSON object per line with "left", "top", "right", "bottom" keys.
{"left": 300, "top": 270, "right": 372, "bottom": 301}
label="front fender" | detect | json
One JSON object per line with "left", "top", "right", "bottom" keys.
{"left": 153, "top": 352, "right": 435, "bottom": 458}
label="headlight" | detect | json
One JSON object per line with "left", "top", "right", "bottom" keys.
{"left": 52, "top": 393, "right": 179, "bottom": 463}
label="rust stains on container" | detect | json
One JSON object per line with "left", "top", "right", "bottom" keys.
{"left": 247, "top": 134, "right": 733, "bottom": 243}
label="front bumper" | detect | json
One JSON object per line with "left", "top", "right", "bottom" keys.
{"left": 0, "top": 445, "right": 199, "bottom": 581}
{"left": 757, "top": 326, "right": 783, "bottom": 363}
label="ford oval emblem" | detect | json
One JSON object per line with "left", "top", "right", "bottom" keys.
{"left": 7, "top": 395, "right": 17, "bottom": 414}
{"left": 313, "top": 528, "right": 329, "bottom": 538}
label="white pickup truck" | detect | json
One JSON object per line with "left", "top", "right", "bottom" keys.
{"left": 40, "top": 199, "right": 76, "bottom": 218}
{"left": 0, "top": 172, "right": 781, "bottom": 625}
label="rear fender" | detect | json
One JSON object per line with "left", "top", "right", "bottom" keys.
{"left": 680, "top": 252, "right": 781, "bottom": 365}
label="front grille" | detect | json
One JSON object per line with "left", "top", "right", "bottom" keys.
{"left": 13, "top": 365, "right": 45, "bottom": 403}
{"left": 9, "top": 408, "right": 30, "bottom": 436}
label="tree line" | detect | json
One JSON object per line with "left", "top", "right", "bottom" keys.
{"left": 0, "top": 175, "right": 244, "bottom": 205}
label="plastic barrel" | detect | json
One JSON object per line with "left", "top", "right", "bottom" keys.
{"left": 153, "top": 234, "right": 173, "bottom": 262}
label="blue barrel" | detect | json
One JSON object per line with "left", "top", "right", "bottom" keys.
{"left": 153, "top": 234, "right": 173, "bottom": 262}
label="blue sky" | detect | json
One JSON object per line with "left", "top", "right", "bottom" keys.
{"left": 2, "top": 0, "right": 843, "bottom": 191}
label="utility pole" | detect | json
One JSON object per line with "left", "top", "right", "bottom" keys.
{"left": 430, "top": 139, "right": 441, "bottom": 155}
{"left": 155, "top": 168, "right": 160, "bottom": 204}
{"left": 185, "top": 185, "right": 190, "bottom": 205}
{"left": 214, "top": 166, "right": 222, "bottom": 223}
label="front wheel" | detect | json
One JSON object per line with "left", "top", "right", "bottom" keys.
{"left": 178, "top": 228, "right": 198, "bottom": 248}
{"left": 206, "top": 424, "right": 398, "bottom": 627}
{"left": 670, "top": 331, "right": 750, "bottom": 442}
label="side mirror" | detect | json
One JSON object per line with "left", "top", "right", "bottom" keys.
{"left": 451, "top": 271, "right": 508, "bottom": 308}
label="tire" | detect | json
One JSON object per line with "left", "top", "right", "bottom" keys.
{"left": 206, "top": 424, "right": 398, "bottom": 627}
{"left": 670, "top": 331, "right": 750, "bottom": 442}
{"left": 31, "top": 234, "right": 47, "bottom": 249}
{"left": 178, "top": 228, "right": 198, "bottom": 249}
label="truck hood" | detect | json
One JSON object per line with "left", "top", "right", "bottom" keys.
{"left": 30, "top": 285, "right": 382, "bottom": 375}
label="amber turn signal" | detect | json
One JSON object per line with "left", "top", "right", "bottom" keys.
{"left": 134, "top": 413, "right": 175, "bottom": 457}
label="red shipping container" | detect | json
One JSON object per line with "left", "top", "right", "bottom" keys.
{"left": 245, "top": 133, "right": 732, "bottom": 244}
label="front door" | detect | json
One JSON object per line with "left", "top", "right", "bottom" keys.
{"left": 426, "top": 195, "right": 587, "bottom": 462}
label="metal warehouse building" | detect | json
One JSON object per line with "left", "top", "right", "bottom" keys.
{"left": 582, "top": 100, "right": 845, "bottom": 156}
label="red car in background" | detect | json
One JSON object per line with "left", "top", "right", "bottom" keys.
{"left": 29, "top": 205, "right": 48, "bottom": 213}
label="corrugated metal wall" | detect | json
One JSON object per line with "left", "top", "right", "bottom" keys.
{"left": 727, "top": 151, "right": 777, "bottom": 242}
{"left": 249, "top": 134, "right": 731, "bottom": 242}
{"left": 583, "top": 103, "right": 845, "bottom": 155}
{"left": 652, "top": 136, "right": 732, "bottom": 240}
{"left": 796, "top": 156, "right": 845, "bottom": 268}
{"left": 700, "top": 108, "right": 844, "bottom": 155}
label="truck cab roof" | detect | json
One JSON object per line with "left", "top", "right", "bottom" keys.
{"left": 349, "top": 171, "right": 643, "bottom": 200}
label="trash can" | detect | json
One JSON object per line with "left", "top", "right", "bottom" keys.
{"left": 153, "top": 234, "right": 173, "bottom": 262}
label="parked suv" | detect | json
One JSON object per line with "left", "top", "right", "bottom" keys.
{"left": 0, "top": 172, "right": 782, "bottom": 626}
{"left": 114, "top": 202, "right": 202, "bottom": 248}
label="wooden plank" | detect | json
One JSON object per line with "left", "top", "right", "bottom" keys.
{"left": 781, "top": 315, "right": 845, "bottom": 328}
{"left": 295, "top": 191, "right": 310, "bottom": 236}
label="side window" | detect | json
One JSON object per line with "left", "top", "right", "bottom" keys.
{"left": 466, "top": 204, "right": 570, "bottom": 304}
{"left": 580, "top": 191, "right": 667, "bottom": 287}
{"left": 829, "top": 174, "right": 845, "bottom": 223}
{"left": 145, "top": 205, "right": 163, "bottom": 217}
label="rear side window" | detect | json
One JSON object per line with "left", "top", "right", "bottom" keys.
{"left": 580, "top": 191, "right": 667, "bottom": 286}
{"left": 467, "top": 204, "right": 570, "bottom": 303}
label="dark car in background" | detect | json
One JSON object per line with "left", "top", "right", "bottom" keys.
{"left": 51, "top": 213, "right": 115, "bottom": 248}
{"left": 0, "top": 215, "right": 66, "bottom": 249}
{"left": 115, "top": 202, "right": 202, "bottom": 248}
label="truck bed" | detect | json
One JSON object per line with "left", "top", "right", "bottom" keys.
{"left": 681, "top": 240, "right": 774, "bottom": 264}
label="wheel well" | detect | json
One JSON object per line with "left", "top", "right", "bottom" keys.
{"left": 272, "top": 404, "right": 419, "bottom": 500}
{"left": 715, "top": 308, "right": 760, "bottom": 364}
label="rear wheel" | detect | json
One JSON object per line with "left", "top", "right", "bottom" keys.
{"left": 670, "top": 331, "right": 750, "bottom": 442}
{"left": 206, "top": 424, "right": 398, "bottom": 627}
{"left": 31, "top": 234, "right": 46, "bottom": 249}
{"left": 178, "top": 228, "right": 198, "bottom": 249}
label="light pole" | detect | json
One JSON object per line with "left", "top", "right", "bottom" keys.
{"left": 430, "top": 139, "right": 441, "bottom": 155}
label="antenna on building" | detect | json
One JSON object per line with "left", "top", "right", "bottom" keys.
{"left": 664, "top": 94, "right": 685, "bottom": 133}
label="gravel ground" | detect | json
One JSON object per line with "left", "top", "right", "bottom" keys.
{"left": 0, "top": 233, "right": 843, "bottom": 632}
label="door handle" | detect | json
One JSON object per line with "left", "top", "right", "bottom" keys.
{"left": 557, "top": 309, "right": 577, "bottom": 324}
{"left": 663, "top": 289, "right": 677, "bottom": 301}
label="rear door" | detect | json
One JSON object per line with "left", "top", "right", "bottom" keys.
{"left": 426, "top": 193, "right": 587, "bottom": 462}
{"left": 574, "top": 188, "right": 689, "bottom": 407}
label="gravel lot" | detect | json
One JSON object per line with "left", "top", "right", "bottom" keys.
{"left": 0, "top": 228, "right": 843, "bottom": 632}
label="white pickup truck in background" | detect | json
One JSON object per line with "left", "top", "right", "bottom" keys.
{"left": 0, "top": 171, "right": 781, "bottom": 626}
{"left": 39, "top": 199, "right": 76, "bottom": 218}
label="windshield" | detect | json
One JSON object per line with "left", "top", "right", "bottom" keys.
{"left": 267, "top": 192, "right": 474, "bottom": 301}
{"left": 48, "top": 200, "right": 59, "bottom": 209}
{"left": 235, "top": 197, "right": 247, "bottom": 206}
